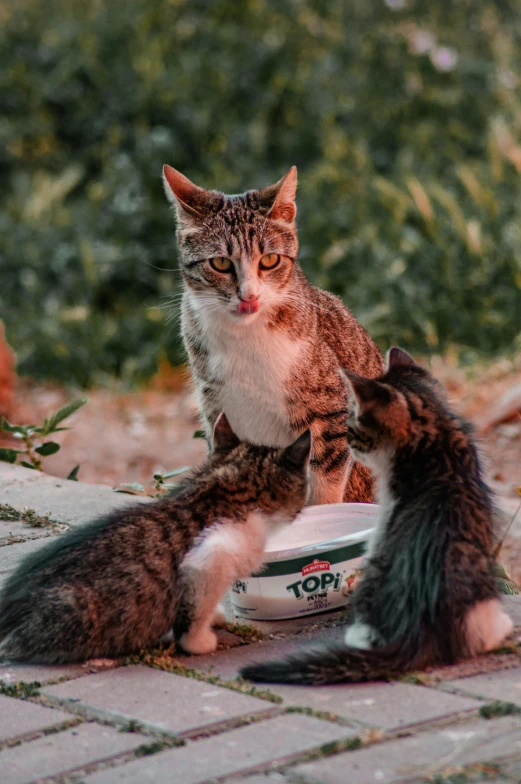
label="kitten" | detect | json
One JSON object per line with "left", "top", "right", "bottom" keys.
{"left": 240, "top": 348, "right": 513, "bottom": 684}
{"left": 0, "top": 415, "right": 311, "bottom": 664}
{"left": 162, "top": 164, "right": 382, "bottom": 505}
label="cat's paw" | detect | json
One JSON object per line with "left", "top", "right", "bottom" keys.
{"left": 212, "top": 604, "right": 227, "bottom": 628}
{"left": 179, "top": 627, "right": 218, "bottom": 655}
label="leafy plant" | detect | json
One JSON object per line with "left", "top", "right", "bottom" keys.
{"left": 114, "top": 465, "right": 190, "bottom": 497}
{"left": 0, "top": 399, "right": 86, "bottom": 476}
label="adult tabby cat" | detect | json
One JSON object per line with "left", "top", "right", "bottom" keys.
{"left": 0, "top": 416, "right": 311, "bottom": 663}
{"left": 162, "top": 165, "right": 382, "bottom": 505}
{"left": 241, "top": 348, "right": 513, "bottom": 684}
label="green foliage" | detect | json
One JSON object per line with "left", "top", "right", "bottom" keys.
{"left": 480, "top": 700, "right": 521, "bottom": 719}
{"left": 0, "top": 680, "right": 41, "bottom": 699}
{"left": 0, "top": 399, "right": 86, "bottom": 472}
{"left": 114, "top": 465, "right": 190, "bottom": 496}
{"left": 2, "top": 0, "right": 521, "bottom": 385}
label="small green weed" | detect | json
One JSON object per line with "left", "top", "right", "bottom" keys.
{"left": 134, "top": 739, "right": 183, "bottom": 756}
{"left": 114, "top": 466, "right": 190, "bottom": 497}
{"left": 479, "top": 700, "right": 521, "bottom": 719}
{"left": 223, "top": 622, "right": 268, "bottom": 643}
{"left": 0, "top": 680, "right": 41, "bottom": 699}
{"left": 286, "top": 705, "right": 341, "bottom": 723}
{"left": 0, "top": 504, "right": 52, "bottom": 528}
{"left": 0, "top": 399, "right": 86, "bottom": 476}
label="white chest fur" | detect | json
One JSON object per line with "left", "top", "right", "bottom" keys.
{"left": 196, "top": 309, "right": 306, "bottom": 447}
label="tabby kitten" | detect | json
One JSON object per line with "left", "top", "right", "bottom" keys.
{"left": 241, "top": 348, "right": 513, "bottom": 684}
{"left": 162, "top": 165, "right": 382, "bottom": 505}
{"left": 0, "top": 416, "right": 311, "bottom": 663}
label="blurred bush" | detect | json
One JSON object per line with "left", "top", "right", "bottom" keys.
{"left": 1, "top": 0, "right": 521, "bottom": 386}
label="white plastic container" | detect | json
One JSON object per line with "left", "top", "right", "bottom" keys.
{"left": 228, "top": 503, "right": 378, "bottom": 621}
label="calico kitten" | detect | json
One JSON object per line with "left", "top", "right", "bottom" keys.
{"left": 241, "top": 348, "right": 513, "bottom": 685}
{"left": 162, "top": 165, "right": 382, "bottom": 505}
{"left": 0, "top": 416, "right": 311, "bottom": 664}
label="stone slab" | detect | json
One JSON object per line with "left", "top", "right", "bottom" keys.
{"left": 448, "top": 666, "right": 521, "bottom": 705}
{"left": 0, "top": 661, "right": 85, "bottom": 686}
{"left": 288, "top": 716, "right": 521, "bottom": 784}
{"left": 0, "top": 520, "right": 52, "bottom": 542}
{"left": 84, "top": 713, "right": 358, "bottom": 784}
{"left": 268, "top": 681, "right": 479, "bottom": 731}
{"left": 0, "top": 696, "right": 72, "bottom": 743}
{"left": 44, "top": 665, "right": 276, "bottom": 736}
{"left": 0, "top": 537, "right": 56, "bottom": 575}
{"left": 188, "top": 627, "right": 345, "bottom": 681}
{"left": 235, "top": 778, "right": 287, "bottom": 784}
{"left": 0, "top": 462, "right": 150, "bottom": 528}
{"left": 503, "top": 595, "right": 521, "bottom": 627}
{"left": 0, "top": 722, "right": 144, "bottom": 784}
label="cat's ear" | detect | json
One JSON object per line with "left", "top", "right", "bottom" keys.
{"left": 281, "top": 429, "right": 312, "bottom": 469}
{"left": 162, "top": 165, "right": 209, "bottom": 221}
{"left": 212, "top": 413, "right": 241, "bottom": 452}
{"left": 339, "top": 369, "right": 379, "bottom": 406}
{"left": 385, "top": 347, "right": 419, "bottom": 371}
{"left": 258, "top": 166, "right": 298, "bottom": 223}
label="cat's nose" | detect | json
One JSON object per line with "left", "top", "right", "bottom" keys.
{"left": 239, "top": 293, "right": 259, "bottom": 302}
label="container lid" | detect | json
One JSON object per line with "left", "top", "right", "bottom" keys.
{"left": 264, "top": 502, "right": 378, "bottom": 563}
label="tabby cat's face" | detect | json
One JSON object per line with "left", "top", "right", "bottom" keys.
{"left": 343, "top": 348, "right": 440, "bottom": 471}
{"left": 163, "top": 165, "right": 299, "bottom": 322}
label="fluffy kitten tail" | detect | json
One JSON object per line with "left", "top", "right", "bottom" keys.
{"left": 240, "top": 641, "right": 420, "bottom": 685}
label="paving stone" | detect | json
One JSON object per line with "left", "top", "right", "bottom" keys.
{"left": 0, "top": 696, "right": 72, "bottom": 743}
{"left": 0, "top": 520, "right": 52, "bottom": 542}
{"left": 448, "top": 666, "right": 521, "bottom": 705}
{"left": 0, "top": 722, "right": 144, "bottom": 784}
{"left": 43, "top": 665, "right": 277, "bottom": 736}
{"left": 0, "top": 661, "right": 85, "bottom": 686}
{"left": 84, "top": 713, "right": 358, "bottom": 784}
{"left": 0, "top": 462, "right": 150, "bottom": 528}
{"left": 267, "top": 681, "right": 479, "bottom": 731}
{"left": 188, "top": 628, "right": 345, "bottom": 681}
{"left": 288, "top": 716, "right": 521, "bottom": 784}
{"left": 503, "top": 595, "right": 521, "bottom": 627}
{"left": 0, "top": 537, "right": 55, "bottom": 575}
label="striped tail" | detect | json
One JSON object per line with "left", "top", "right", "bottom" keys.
{"left": 240, "top": 641, "right": 422, "bottom": 686}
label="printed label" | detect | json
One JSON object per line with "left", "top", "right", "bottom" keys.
{"left": 301, "top": 559, "right": 331, "bottom": 576}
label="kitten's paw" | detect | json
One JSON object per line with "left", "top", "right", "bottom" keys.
{"left": 179, "top": 628, "right": 218, "bottom": 655}
{"left": 212, "top": 604, "right": 227, "bottom": 628}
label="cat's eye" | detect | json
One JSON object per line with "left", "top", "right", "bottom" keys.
{"left": 209, "top": 257, "right": 233, "bottom": 272}
{"left": 259, "top": 253, "right": 280, "bottom": 270}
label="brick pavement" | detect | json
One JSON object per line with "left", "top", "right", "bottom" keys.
{"left": 1, "top": 465, "right": 521, "bottom": 784}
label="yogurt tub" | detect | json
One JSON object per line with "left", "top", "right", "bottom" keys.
{"left": 228, "top": 503, "right": 378, "bottom": 621}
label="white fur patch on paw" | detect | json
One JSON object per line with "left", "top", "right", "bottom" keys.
{"left": 179, "top": 628, "right": 218, "bottom": 655}
{"left": 465, "top": 598, "right": 514, "bottom": 655}
{"left": 344, "top": 621, "right": 374, "bottom": 650}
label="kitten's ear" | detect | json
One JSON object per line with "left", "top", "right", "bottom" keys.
{"left": 162, "top": 165, "right": 209, "bottom": 220}
{"left": 212, "top": 413, "right": 241, "bottom": 452}
{"left": 281, "top": 429, "right": 312, "bottom": 469}
{"left": 258, "top": 166, "right": 298, "bottom": 223}
{"left": 340, "top": 369, "right": 379, "bottom": 405}
{"left": 385, "top": 347, "right": 419, "bottom": 371}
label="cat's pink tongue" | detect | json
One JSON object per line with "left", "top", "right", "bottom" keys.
{"left": 239, "top": 299, "right": 259, "bottom": 315}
